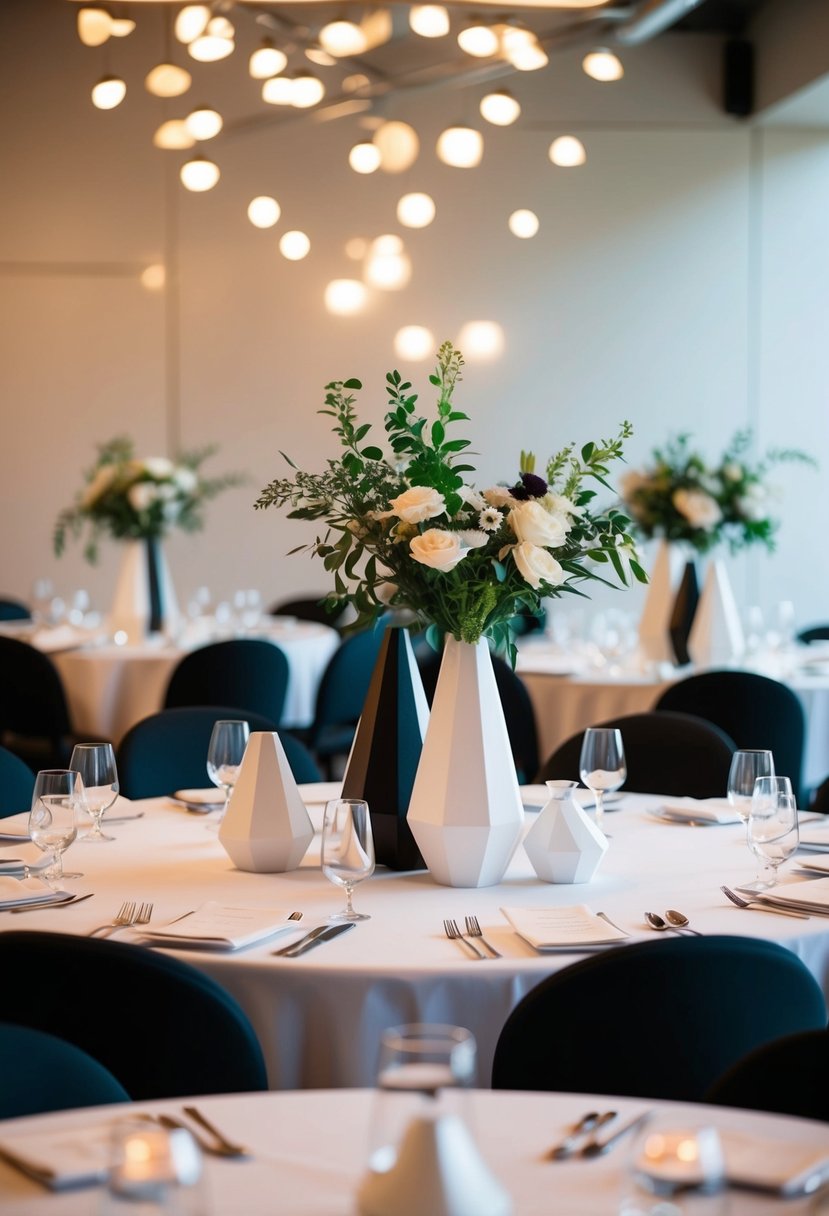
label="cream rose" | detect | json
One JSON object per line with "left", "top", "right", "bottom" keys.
{"left": 142, "top": 457, "right": 175, "bottom": 480}
{"left": 128, "top": 481, "right": 159, "bottom": 512}
{"left": 508, "top": 499, "right": 568, "bottom": 548}
{"left": 388, "top": 486, "right": 446, "bottom": 524}
{"left": 409, "top": 528, "right": 468, "bottom": 572}
{"left": 482, "top": 485, "right": 514, "bottom": 509}
{"left": 672, "top": 488, "right": 722, "bottom": 529}
{"left": 80, "top": 465, "right": 117, "bottom": 509}
{"left": 511, "top": 542, "right": 566, "bottom": 590}
{"left": 542, "top": 492, "right": 583, "bottom": 522}
{"left": 174, "top": 466, "right": 198, "bottom": 493}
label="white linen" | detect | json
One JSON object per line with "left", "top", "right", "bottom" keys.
{"left": 500, "top": 905, "right": 629, "bottom": 949}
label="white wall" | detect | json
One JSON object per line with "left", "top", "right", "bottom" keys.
{"left": 0, "top": 0, "right": 827, "bottom": 631}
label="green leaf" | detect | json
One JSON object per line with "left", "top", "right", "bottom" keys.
{"left": 630, "top": 559, "right": 649, "bottom": 584}
{"left": 343, "top": 378, "right": 362, "bottom": 390}
{"left": 361, "top": 446, "right": 384, "bottom": 461}
{"left": 442, "top": 439, "right": 471, "bottom": 453}
{"left": 431, "top": 421, "right": 445, "bottom": 447}
{"left": 429, "top": 375, "right": 440, "bottom": 386}
{"left": 581, "top": 442, "right": 595, "bottom": 462}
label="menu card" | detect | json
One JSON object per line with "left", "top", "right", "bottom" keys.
{"left": 722, "top": 1130, "right": 829, "bottom": 1196}
{"left": 0, "top": 1122, "right": 111, "bottom": 1189}
{"left": 142, "top": 902, "right": 304, "bottom": 951}
{"left": 501, "top": 905, "right": 629, "bottom": 951}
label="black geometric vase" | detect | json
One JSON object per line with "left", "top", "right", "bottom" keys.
{"left": 340, "top": 624, "right": 429, "bottom": 871}
{"left": 145, "top": 537, "right": 165, "bottom": 634}
{"left": 669, "top": 560, "right": 699, "bottom": 666}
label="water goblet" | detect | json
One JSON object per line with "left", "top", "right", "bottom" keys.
{"left": 28, "top": 778, "right": 80, "bottom": 889}
{"left": 727, "top": 749, "right": 775, "bottom": 823}
{"left": 206, "top": 720, "right": 250, "bottom": 823}
{"left": 579, "top": 727, "right": 626, "bottom": 832}
{"left": 31, "top": 769, "right": 84, "bottom": 879}
{"left": 747, "top": 778, "right": 799, "bottom": 890}
{"left": 70, "top": 742, "right": 119, "bottom": 842}
{"left": 321, "top": 798, "right": 375, "bottom": 922}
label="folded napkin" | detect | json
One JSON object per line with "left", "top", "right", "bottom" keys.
{"left": 0, "top": 1122, "right": 111, "bottom": 1190}
{"left": 0, "top": 876, "right": 68, "bottom": 910}
{"left": 142, "top": 902, "right": 303, "bottom": 951}
{"left": 650, "top": 798, "right": 741, "bottom": 825}
{"left": 519, "top": 786, "right": 622, "bottom": 814}
{"left": 0, "top": 846, "right": 48, "bottom": 877}
{"left": 742, "top": 876, "right": 829, "bottom": 914}
{"left": 170, "top": 788, "right": 225, "bottom": 813}
{"left": 29, "top": 624, "right": 92, "bottom": 654}
{"left": 796, "top": 855, "right": 829, "bottom": 876}
{"left": 501, "top": 905, "right": 629, "bottom": 951}
{"left": 722, "top": 1130, "right": 829, "bottom": 1196}
{"left": 797, "top": 821, "right": 829, "bottom": 852}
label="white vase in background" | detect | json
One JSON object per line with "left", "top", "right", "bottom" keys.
{"left": 218, "top": 731, "right": 314, "bottom": 873}
{"left": 687, "top": 558, "right": 745, "bottom": 668}
{"left": 523, "top": 779, "right": 608, "bottom": 884}
{"left": 407, "top": 636, "right": 523, "bottom": 888}
{"left": 637, "top": 539, "right": 684, "bottom": 666}
{"left": 108, "top": 538, "right": 179, "bottom": 642}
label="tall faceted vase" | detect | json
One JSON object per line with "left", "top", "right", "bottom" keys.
{"left": 688, "top": 558, "right": 745, "bottom": 668}
{"left": 109, "top": 537, "right": 179, "bottom": 642}
{"left": 637, "top": 540, "right": 684, "bottom": 666}
{"left": 669, "top": 560, "right": 699, "bottom": 666}
{"left": 407, "top": 636, "right": 524, "bottom": 888}
{"left": 341, "top": 624, "right": 429, "bottom": 871}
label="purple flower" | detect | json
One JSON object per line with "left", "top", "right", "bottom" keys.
{"left": 511, "top": 472, "right": 548, "bottom": 500}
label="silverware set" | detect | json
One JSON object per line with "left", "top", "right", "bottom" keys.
{"left": 141, "top": 1106, "right": 249, "bottom": 1158}
{"left": 271, "top": 920, "right": 355, "bottom": 957}
{"left": 547, "top": 1109, "right": 648, "bottom": 1160}
{"left": 645, "top": 910, "right": 700, "bottom": 935}
{"left": 88, "top": 900, "right": 153, "bottom": 937}
{"left": 721, "top": 884, "right": 811, "bottom": 919}
{"left": 443, "top": 917, "right": 500, "bottom": 959}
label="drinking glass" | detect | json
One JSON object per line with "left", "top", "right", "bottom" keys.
{"left": 321, "top": 798, "right": 375, "bottom": 921}
{"left": 747, "top": 778, "right": 799, "bottom": 889}
{"left": 206, "top": 720, "right": 250, "bottom": 822}
{"left": 70, "top": 743, "right": 119, "bottom": 842}
{"left": 31, "top": 769, "right": 84, "bottom": 880}
{"left": 579, "top": 727, "right": 626, "bottom": 831}
{"left": 727, "top": 749, "right": 775, "bottom": 823}
{"left": 29, "top": 774, "right": 80, "bottom": 889}
{"left": 619, "top": 1116, "right": 727, "bottom": 1215}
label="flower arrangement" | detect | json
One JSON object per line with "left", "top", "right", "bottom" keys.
{"left": 54, "top": 436, "right": 243, "bottom": 562}
{"left": 255, "top": 342, "right": 644, "bottom": 658}
{"left": 620, "top": 432, "right": 813, "bottom": 556}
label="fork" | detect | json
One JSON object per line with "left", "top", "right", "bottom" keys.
{"left": 87, "top": 901, "right": 137, "bottom": 937}
{"left": 134, "top": 902, "right": 153, "bottom": 926}
{"left": 464, "top": 915, "right": 501, "bottom": 958}
{"left": 720, "top": 885, "right": 810, "bottom": 920}
{"left": 183, "top": 1106, "right": 249, "bottom": 1157}
{"left": 443, "top": 918, "right": 486, "bottom": 960}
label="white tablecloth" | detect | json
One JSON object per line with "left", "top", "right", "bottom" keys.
{"left": 3, "top": 787, "right": 829, "bottom": 1091}
{"left": 1, "top": 1089, "right": 827, "bottom": 1215}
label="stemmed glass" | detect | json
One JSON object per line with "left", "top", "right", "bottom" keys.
{"left": 206, "top": 720, "right": 250, "bottom": 822}
{"left": 727, "top": 749, "right": 775, "bottom": 823}
{"left": 579, "top": 727, "right": 626, "bottom": 832}
{"left": 28, "top": 772, "right": 80, "bottom": 889}
{"left": 70, "top": 743, "right": 119, "bottom": 842}
{"left": 31, "top": 770, "right": 84, "bottom": 879}
{"left": 321, "top": 798, "right": 375, "bottom": 922}
{"left": 747, "top": 776, "right": 799, "bottom": 890}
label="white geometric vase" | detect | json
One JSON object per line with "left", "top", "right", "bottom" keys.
{"left": 687, "top": 558, "right": 745, "bottom": 668}
{"left": 523, "top": 780, "right": 609, "bottom": 884}
{"left": 637, "top": 540, "right": 684, "bottom": 666}
{"left": 218, "top": 731, "right": 314, "bottom": 873}
{"left": 406, "top": 636, "right": 524, "bottom": 888}
{"left": 109, "top": 538, "right": 179, "bottom": 642}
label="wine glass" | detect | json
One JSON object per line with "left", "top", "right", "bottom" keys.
{"left": 727, "top": 749, "right": 775, "bottom": 823}
{"left": 321, "top": 798, "right": 375, "bottom": 922}
{"left": 70, "top": 743, "right": 119, "bottom": 843}
{"left": 579, "top": 727, "right": 626, "bottom": 832}
{"left": 747, "top": 777, "right": 799, "bottom": 890}
{"left": 206, "top": 720, "right": 250, "bottom": 822}
{"left": 31, "top": 770, "right": 84, "bottom": 879}
{"left": 28, "top": 774, "right": 80, "bottom": 889}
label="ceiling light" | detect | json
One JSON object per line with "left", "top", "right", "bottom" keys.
{"left": 291, "top": 73, "right": 325, "bottom": 108}
{"left": 180, "top": 156, "right": 220, "bottom": 192}
{"left": 262, "top": 76, "right": 293, "bottom": 105}
{"left": 145, "top": 64, "right": 192, "bottom": 98}
{"left": 349, "top": 142, "right": 381, "bottom": 174}
{"left": 510, "top": 43, "right": 548, "bottom": 70}
{"left": 188, "top": 35, "right": 235, "bottom": 63}
{"left": 91, "top": 75, "right": 126, "bottom": 110}
{"left": 508, "top": 209, "right": 539, "bottom": 238}
{"left": 110, "top": 18, "right": 135, "bottom": 38}
{"left": 548, "top": 134, "right": 586, "bottom": 166}
{"left": 373, "top": 121, "right": 420, "bottom": 172}
{"left": 174, "top": 5, "right": 209, "bottom": 44}
{"left": 305, "top": 47, "right": 338, "bottom": 67}
{"left": 457, "top": 24, "right": 499, "bottom": 57}
{"left": 250, "top": 41, "right": 288, "bottom": 79}
{"left": 457, "top": 320, "right": 504, "bottom": 360}
{"left": 319, "top": 20, "right": 368, "bottom": 57}
{"left": 479, "top": 90, "right": 520, "bottom": 126}
{"left": 207, "top": 16, "right": 234, "bottom": 39}
{"left": 185, "top": 108, "right": 222, "bottom": 141}
{"left": 153, "top": 119, "right": 195, "bottom": 149}
{"left": 248, "top": 196, "right": 281, "bottom": 228}
{"left": 394, "top": 326, "right": 435, "bottom": 360}
{"left": 436, "top": 126, "right": 483, "bottom": 168}
{"left": 409, "top": 6, "right": 450, "bottom": 38}
{"left": 325, "top": 279, "right": 369, "bottom": 316}
{"left": 361, "top": 10, "right": 393, "bottom": 50}
{"left": 343, "top": 73, "right": 371, "bottom": 93}
{"left": 372, "top": 234, "right": 403, "bottom": 256}
{"left": 280, "top": 231, "right": 311, "bottom": 260}
{"left": 582, "top": 47, "right": 624, "bottom": 81}
{"left": 140, "top": 264, "right": 166, "bottom": 291}
{"left": 364, "top": 242, "right": 411, "bottom": 291}
{"left": 345, "top": 237, "right": 368, "bottom": 260}
{"left": 77, "top": 8, "right": 112, "bottom": 46}
{"left": 397, "top": 193, "right": 436, "bottom": 228}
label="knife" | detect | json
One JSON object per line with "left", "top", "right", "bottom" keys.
{"left": 271, "top": 924, "right": 331, "bottom": 956}
{"left": 9, "top": 892, "right": 95, "bottom": 914}
{"left": 280, "top": 921, "right": 355, "bottom": 958}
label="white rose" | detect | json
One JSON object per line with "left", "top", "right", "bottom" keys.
{"left": 175, "top": 466, "right": 198, "bottom": 493}
{"left": 143, "top": 457, "right": 175, "bottom": 480}
{"left": 508, "top": 499, "right": 568, "bottom": 548}
{"left": 483, "top": 485, "right": 515, "bottom": 509}
{"left": 542, "top": 492, "right": 583, "bottom": 521}
{"left": 410, "top": 529, "right": 468, "bottom": 572}
{"left": 128, "top": 481, "right": 159, "bottom": 512}
{"left": 511, "top": 542, "right": 566, "bottom": 590}
{"left": 457, "top": 485, "right": 485, "bottom": 511}
{"left": 672, "top": 488, "right": 722, "bottom": 529}
{"left": 737, "top": 482, "right": 767, "bottom": 520}
{"left": 80, "top": 465, "right": 117, "bottom": 509}
{"left": 456, "top": 529, "right": 489, "bottom": 550}
{"left": 722, "top": 462, "right": 743, "bottom": 482}
{"left": 388, "top": 486, "right": 446, "bottom": 524}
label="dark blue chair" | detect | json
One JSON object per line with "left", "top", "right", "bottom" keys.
{"left": 0, "top": 1021, "right": 129, "bottom": 1118}
{"left": 492, "top": 936, "right": 826, "bottom": 1102}
{"left": 706, "top": 1028, "right": 829, "bottom": 1122}
{"left": 0, "top": 597, "right": 31, "bottom": 621}
{"left": 164, "top": 639, "right": 290, "bottom": 726}
{"left": 0, "top": 932, "right": 269, "bottom": 1100}
{"left": 0, "top": 636, "right": 99, "bottom": 770}
{"left": 269, "top": 595, "right": 347, "bottom": 630}
{"left": 798, "top": 624, "right": 829, "bottom": 645}
{"left": 0, "top": 744, "right": 35, "bottom": 818}
{"left": 307, "top": 628, "right": 386, "bottom": 777}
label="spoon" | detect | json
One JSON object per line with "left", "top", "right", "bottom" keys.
{"left": 664, "top": 909, "right": 701, "bottom": 935}
{"left": 644, "top": 911, "right": 672, "bottom": 933}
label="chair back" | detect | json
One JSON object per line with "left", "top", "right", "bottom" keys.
{"left": 706, "top": 1028, "right": 829, "bottom": 1122}
{"left": 269, "top": 595, "right": 347, "bottom": 629}
{"left": 0, "top": 636, "right": 72, "bottom": 742}
{"left": 492, "top": 935, "right": 826, "bottom": 1102}
{"left": 0, "top": 1021, "right": 129, "bottom": 1118}
{"left": 537, "top": 710, "right": 735, "bottom": 797}
{"left": 0, "top": 932, "right": 269, "bottom": 1100}
{"left": 309, "top": 628, "right": 385, "bottom": 760}
{"left": 798, "top": 624, "right": 829, "bottom": 645}
{"left": 164, "top": 639, "right": 290, "bottom": 725}
{"left": 655, "top": 670, "right": 806, "bottom": 802}
{"left": 0, "top": 744, "right": 35, "bottom": 818}
{"left": 0, "top": 597, "right": 31, "bottom": 621}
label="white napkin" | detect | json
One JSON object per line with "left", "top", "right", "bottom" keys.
{"left": 501, "top": 905, "right": 629, "bottom": 950}
{"left": 0, "top": 845, "right": 48, "bottom": 877}
{"left": 141, "top": 902, "right": 303, "bottom": 950}
{"left": 651, "top": 798, "right": 741, "bottom": 825}
{"left": 751, "top": 876, "right": 829, "bottom": 911}
{"left": 0, "top": 876, "right": 68, "bottom": 909}
{"left": 0, "top": 1122, "right": 111, "bottom": 1189}
{"left": 722, "top": 1130, "right": 829, "bottom": 1196}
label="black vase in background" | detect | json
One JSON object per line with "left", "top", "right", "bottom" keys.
{"left": 145, "top": 537, "right": 164, "bottom": 634}
{"left": 669, "top": 560, "right": 699, "bottom": 666}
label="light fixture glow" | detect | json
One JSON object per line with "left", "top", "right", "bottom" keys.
{"left": 180, "top": 156, "right": 220, "bottom": 192}
{"left": 291, "top": 72, "right": 325, "bottom": 108}
{"left": 188, "top": 35, "right": 235, "bottom": 63}
{"left": 582, "top": 47, "right": 624, "bottom": 81}
{"left": 549, "top": 134, "right": 587, "bottom": 166}
{"left": 479, "top": 90, "right": 521, "bottom": 125}
{"left": 436, "top": 126, "right": 483, "bottom": 168}
{"left": 174, "top": 5, "right": 209, "bottom": 44}
{"left": 78, "top": 8, "right": 112, "bottom": 46}
{"left": 457, "top": 24, "right": 499, "bottom": 57}
{"left": 262, "top": 76, "right": 293, "bottom": 105}
{"left": 325, "top": 279, "right": 369, "bottom": 316}
{"left": 280, "top": 231, "right": 311, "bottom": 261}
{"left": 91, "top": 75, "right": 126, "bottom": 110}
{"left": 345, "top": 237, "right": 368, "bottom": 260}
{"left": 508, "top": 209, "right": 539, "bottom": 238}
{"left": 153, "top": 119, "right": 195, "bottom": 150}
{"left": 509, "top": 42, "right": 548, "bottom": 70}
{"left": 140, "top": 264, "right": 166, "bottom": 291}
{"left": 305, "top": 47, "right": 337, "bottom": 67}
{"left": 394, "top": 326, "right": 435, "bottom": 360}
{"left": 207, "top": 16, "right": 234, "bottom": 39}
{"left": 409, "top": 5, "right": 450, "bottom": 37}
{"left": 396, "top": 192, "right": 436, "bottom": 228}
{"left": 110, "top": 18, "right": 135, "bottom": 38}
{"left": 456, "top": 321, "right": 504, "bottom": 360}
{"left": 248, "top": 196, "right": 281, "bottom": 228}
{"left": 349, "top": 142, "right": 381, "bottom": 174}
{"left": 343, "top": 73, "right": 371, "bottom": 93}
{"left": 319, "top": 20, "right": 368, "bottom": 57}
{"left": 364, "top": 246, "right": 412, "bottom": 291}
{"left": 145, "top": 64, "right": 192, "bottom": 98}
{"left": 372, "top": 234, "right": 403, "bottom": 256}
{"left": 185, "top": 107, "right": 223, "bottom": 140}
{"left": 373, "top": 121, "right": 420, "bottom": 172}
{"left": 250, "top": 42, "right": 288, "bottom": 79}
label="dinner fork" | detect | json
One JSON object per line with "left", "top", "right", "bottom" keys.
{"left": 443, "top": 918, "right": 486, "bottom": 960}
{"left": 720, "top": 885, "right": 810, "bottom": 920}
{"left": 88, "top": 900, "right": 137, "bottom": 937}
{"left": 464, "top": 915, "right": 501, "bottom": 958}
{"left": 134, "top": 902, "right": 153, "bottom": 926}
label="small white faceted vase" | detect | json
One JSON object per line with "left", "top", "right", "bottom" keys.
{"left": 637, "top": 540, "right": 684, "bottom": 666}
{"left": 523, "top": 780, "right": 609, "bottom": 884}
{"left": 218, "top": 732, "right": 313, "bottom": 873}
{"left": 687, "top": 558, "right": 745, "bottom": 668}
{"left": 407, "top": 636, "right": 524, "bottom": 888}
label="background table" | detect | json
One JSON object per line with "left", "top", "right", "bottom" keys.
{"left": 1, "top": 1089, "right": 827, "bottom": 1215}
{"left": 3, "top": 787, "right": 828, "bottom": 1091}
